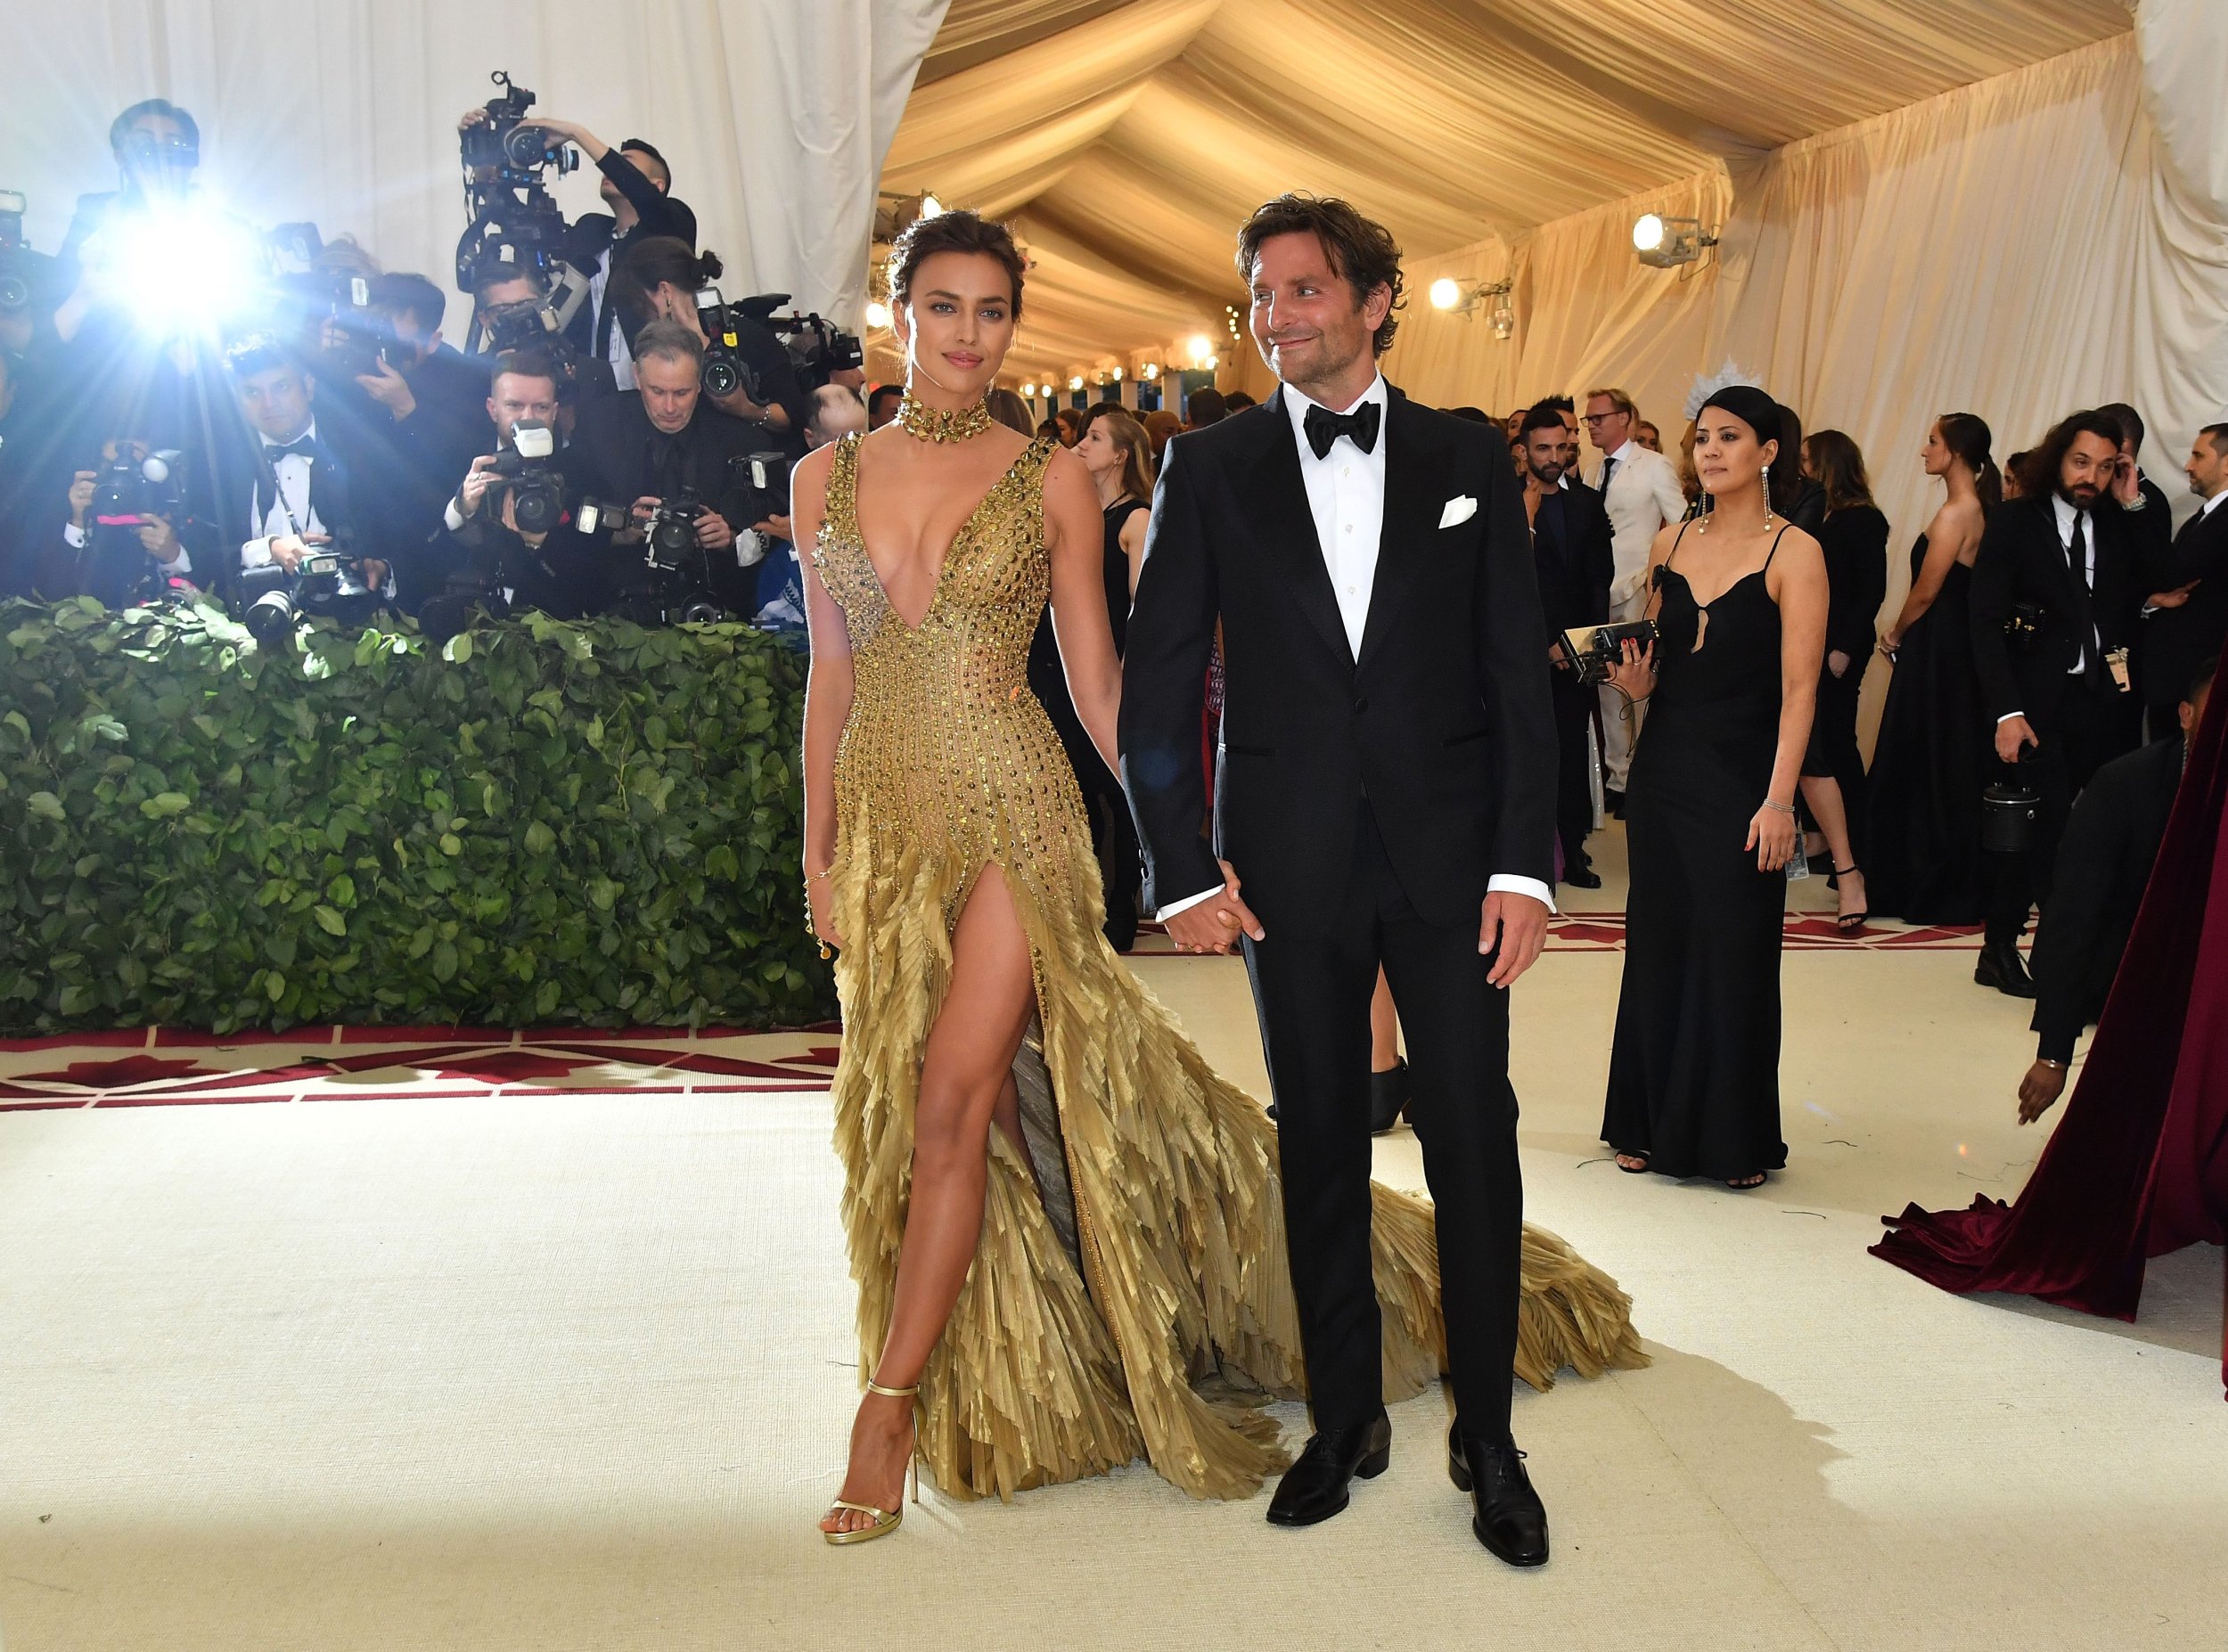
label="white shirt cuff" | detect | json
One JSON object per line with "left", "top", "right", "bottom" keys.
{"left": 1489, "top": 874, "right": 1557, "bottom": 914}
{"left": 444, "top": 497, "right": 468, "bottom": 533}
{"left": 159, "top": 546, "right": 192, "bottom": 577}
{"left": 1154, "top": 886, "right": 1223, "bottom": 922}
{"left": 1997, "top": 711, "right": 2025, "bottom": 724}
{"left": 63, "top": 522, "right": 86, "bottom": 549}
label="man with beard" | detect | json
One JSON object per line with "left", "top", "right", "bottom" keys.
{"left": 1522, "top": 405, "right": 1614, "bottom": 888}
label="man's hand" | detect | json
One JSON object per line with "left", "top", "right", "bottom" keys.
{"left": 2147, "top": 582, "right": 2197, "bottom": 610}
{"left": 136, "top": 513, "right": 182, "bottom": 561}
{"left": 755, "top": 512, "right": 794, "bottom": 542}
{"left": 1163, "top": 860, "right": 1265, "bottom": 955}
{"left": 458, "top": 454, "right": 499, "bottom": 519}
{"left": 267, "top": 531, "right": 330, "bottom": 573}
{"left": 1827, "top": 649, "right": 1851, "bottom": 679}
{"left": 360, "top": 557, "right": 390, "bottom": 591}
{"left": 695, "top": 511, "right": 735, "bottom": 552}
{"left": 1995, "top": 715, "right": 2039, "bottom": 765}
{"left": 356, "top": 358, "right": 417, "bottom": 421}
{"left": 1479, "top": 889, "right": 1549, "bottom": 988}
{"left": 709, "top": 383, "right": 770, "bottom": 424}
{"left": 2017, "top": 1059, "right": 2068, "bottom": 1125}
{"left": 67, "top": 470, "right": 95, "bottom": 527}
{"left": 2109, "top": 453, "right": 2141, "bottom": 507}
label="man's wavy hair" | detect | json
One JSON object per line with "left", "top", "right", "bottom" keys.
{"left": 2015, "top": 408, "right": 2126, "bottom": 500}
{"left": 1236, "top": 193, "right": 1406, "bottom": 356}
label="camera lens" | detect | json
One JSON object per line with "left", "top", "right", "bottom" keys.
{"left": 245, "top": 588, "right": 298, "bottom": 648}
{"left": 512, "top": 481, "right": 561, "bottom": 535}
{"left": 702, "top": 355, "right": 740, "bottom": 398}
{"left": 502, "top": 125, "right": 557, "bottom": 170}
{"left": 0, "top": 273, "right": 27, "bottom": 313}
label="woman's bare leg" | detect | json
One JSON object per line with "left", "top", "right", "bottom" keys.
{"left": 1798, "top": 774, "right": 1868, "bottom": 923}
{"left": 823, "top": 865, "right": 1036, "bottom": 1534}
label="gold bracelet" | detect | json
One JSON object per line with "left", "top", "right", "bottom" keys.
{"left": 1761, "top": 799, "right": 1797, "bottom": 814}
{"left": 804, "top": 867, "right": 833, "bottom": 882}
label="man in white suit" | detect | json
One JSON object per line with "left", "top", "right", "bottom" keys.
{"left": 1583, "top": 387, "right": 1688, "bottom": 812}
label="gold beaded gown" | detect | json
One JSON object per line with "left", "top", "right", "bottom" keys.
{"left": 810, "top": 430, "right": 1645, "bottom": 1502}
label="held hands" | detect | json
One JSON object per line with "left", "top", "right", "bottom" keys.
{"left": 1745, "top": 802, "right": 1798, "bottom": 872}
{"left": 1602, "top": 636, "right": 1656, "bottom": 703}
{"left": 2017, "top": 1059, "right": 2068, "bottom": 1125}
{"left": 1479, "top": 890, "right": 1548, "bottom": 988}
{"left": 1995, "top": 715, "right": 2040, "bottom": 765}
{"left": 1164, "top": 859, "right": 1265, "bottom": 955}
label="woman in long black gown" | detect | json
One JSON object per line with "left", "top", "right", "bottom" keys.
{"left": 1863, "top": 413, "right": 1999, "bottom": 925}
{"left": 1601, "top": 386, "right": 1829, "bottom": 1188}
{"left": 1798, "top": 429, "right": 1889, "bottom": 931}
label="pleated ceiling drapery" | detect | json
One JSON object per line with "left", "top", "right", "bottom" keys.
{"left": 881, "top": 0, "right": 2133, "bottom": 379}
{"left": 0, "top": 0, "right": 950, "bottom": 343}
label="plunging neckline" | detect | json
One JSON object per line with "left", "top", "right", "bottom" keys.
{"left": 848, "top": 435, "right": 1040, "bottom": 632}
{"left": 1664, "top": 565, "right": 1769, "bottom": 611}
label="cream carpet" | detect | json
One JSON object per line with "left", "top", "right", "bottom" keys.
{"left": 2, "top": 827, "right": 2222, "bottom": 1652}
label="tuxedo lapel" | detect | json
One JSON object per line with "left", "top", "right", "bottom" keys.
{"left": 1249, "top": 386, "right": 1352, "bottom": 667}
{"left": 1356, "top": 387, "right": 1447, "bottom": 674}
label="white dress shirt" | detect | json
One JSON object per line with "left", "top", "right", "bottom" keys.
{"left": 1157, "top": 377, "right": 1553, "bottom": 920}
{"left": 2000, "top": 493, "right": 2103, "bottom": 724}
{"left": 240, "top": 421, "right": 388, "bottom": 597}
{"left": 1594, "top": 439, "right": 1688, "bottom": 609}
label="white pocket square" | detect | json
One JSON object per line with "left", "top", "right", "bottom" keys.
{"left": 1439, "top": 495, "right": 1477, "bottom": 528}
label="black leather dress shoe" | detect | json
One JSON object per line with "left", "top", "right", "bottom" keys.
{"left": 1369, "top": 1058, "right": 1411, "bottom": 1134}
{"left": 1563, "top": 866, "right": 1603, "bottom": 890}
{"left": 1604, "top": 788, "right": 1626, "bottom": 819}
{"left": 1448, "top": 1424, "right": 1549, "bottom": 1566}
{"left": 1266, "top": 1415, "right": 1392, "bottom": 1526}
{"left": 1974, "top": 942, "right": 2036, "bottom": 998}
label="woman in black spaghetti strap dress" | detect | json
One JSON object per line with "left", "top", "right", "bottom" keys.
{"left": 1601, "top": 386, "right": 1830, "bottom": 1188}
{"left": 1025, "top": 409, "right": 1154, "bottom": 946}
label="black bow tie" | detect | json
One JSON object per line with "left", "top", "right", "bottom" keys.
{"left": 1303, "top": 400, "right": 1380, "bottom": 460}
{"left": 264, "top": 436, "right": 316, "bottom": 462}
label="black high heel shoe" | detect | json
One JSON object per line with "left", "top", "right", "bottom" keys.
{"left": 1831, "top": 864, "right": 1868, "bottom": 933}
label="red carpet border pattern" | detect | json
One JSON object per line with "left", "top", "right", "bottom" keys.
{"left": 1130, "top": 914, "right": 1997, "bottom": 954}
{"left": 0, "top": 1025, "right": 842, "bottom": 1112}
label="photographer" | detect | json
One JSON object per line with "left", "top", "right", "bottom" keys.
{"left": 42, "top": 437, "right": 211, "bottom": 606}
{"left": 57, "top": 100, "right": 201, "bottom": 287}
{"left": 431, "top": 350, "right": 597, "bottom": 618}
{"left": 223, "top": 333, "right": 390, "bottom": 617}
{"left": 464, "top": 261, "right": 615, "bottom": 433}
{"left": 565, "top": 319, "right": 757, "bottom": 614}
{"left": 609, "top": 238, "right": 804, "bottom": 452}
{"left": 746, "top": 381, "right": 864, "bottom": 631}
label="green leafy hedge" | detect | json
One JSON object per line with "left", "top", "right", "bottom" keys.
{"left": 0, "top": 597, "right": 833, "bottom": 1034}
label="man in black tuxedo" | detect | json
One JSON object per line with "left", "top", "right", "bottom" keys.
{"left": 2018, "top": 658, "right": 2210, "bottom": 1126}
{"left": 1119, "top": 194, "right": 1557, "bottom": 1566}
{"left": 1970, "top": 408, "right": 2171, "bottom": 994}
{"left": 2138, "top": 424, "right": 2228, "bottom": 741}
{"left": 1520, "top": 404, "right": 1613, "bottom": 887}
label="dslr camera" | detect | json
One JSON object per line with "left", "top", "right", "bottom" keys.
{"left": 0, "top": 189, "right": 37, "bottom": 314}
{"left": 610, "top": 487, "right": 728, "bottom": 627}
{"left": 694, "top": 285, "right": 748, "bottom": 399}
{"left": 236, "top": 544, "right": 373, "bottom": 646}
{"left": 489, "top": 421, "right": 569, "bottom": 535}
{"left": 79, "top": 445, "right": 192, "bottom": 603}
{"left": 478, "top": 284, "right": 615, "bottom": 403}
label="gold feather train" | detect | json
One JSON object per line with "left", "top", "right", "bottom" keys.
{"left": 811, "top": 430, "right": 1644, "bottom": 1503}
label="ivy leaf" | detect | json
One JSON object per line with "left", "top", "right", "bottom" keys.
{"left": 443, "top": 632, "right": 474, "bottom": 664}
{"left": 524, "top": 822, "right": 556, "bottom": 855}
{"left": 139, "top": 791, "right": 191, "bottom": 818}
{"left": 312, "top": 905, "right": 348, "bottom": 936}
{"left": 28, "top": 790, "right": 64, "bottom": 822}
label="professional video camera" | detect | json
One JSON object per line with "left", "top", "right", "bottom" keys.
{"left": 455, "top": 70, "right": 584, "bottom": 307}
{"left": 737, "top": 293, "right": 864, "bottom": 395}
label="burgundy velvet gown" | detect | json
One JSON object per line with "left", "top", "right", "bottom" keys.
{"left": 1872, "top": 693, "right": 2228, "bottom": 1395}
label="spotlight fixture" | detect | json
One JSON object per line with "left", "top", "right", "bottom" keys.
{"left": 1429, "top": 276, "right": 1515, "bottom": 339}
{"left": 1111, "top": 366, "right": 1124, "bottom": 381}
{"left": 920, "top": 193, "right": 945, "bottom": 219}
{"left": 1632, "top": 214, "right": 1716, "bottom": 268}
{"left": 1186, "top": 333, "right": 1214, "bottom": 364}
{"left": 864, "top": 299, "right": 891, "bottom": 331}
{"left": 1069, "top": 374, "right": 1084, "bottom": 391}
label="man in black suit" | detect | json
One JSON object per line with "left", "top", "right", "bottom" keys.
{"left": 1119, "top": 194, "right": 1557, "bottom": 1566}
{"left": 2138, "top": 423, "right": 2228, "bottom": 741}
{"left": 1970, "top": 408, "right": 2172, "bottom": 994}
{"left": 2018, "top": 658, "right": 2210, "bottom": 1125}
{"left": 1521, "top": 404, "right": 1613, "bottom": 887}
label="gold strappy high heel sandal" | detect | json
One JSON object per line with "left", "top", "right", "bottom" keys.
{"left": 823, "top": 1380, "right": 920, "bottom": 1546}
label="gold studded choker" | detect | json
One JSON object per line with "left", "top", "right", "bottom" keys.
{"left": 897, "top": 395, "right": 993, "bottom": 444}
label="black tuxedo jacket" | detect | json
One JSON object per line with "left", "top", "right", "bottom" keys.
{"left": 2141, "top": 500, "right": 2228, "bottom": 704}
{"left": 1530, "top": 482, "right": 1613, "bottom": 635}
{"left": 2030, "top": 732, "right": 2183, "bottom": 1060}
{"left": 1118, "top": 383, "right": 1556, "bottom": 932}
{"left": 1969, "top": 492, "right": 2167, "bottom": 724}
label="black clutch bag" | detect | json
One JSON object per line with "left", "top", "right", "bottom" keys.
{"left": 2003, "top": 601, "right": 2046, "bottom": 650}
{"left": 1557, "top": 619, "right": 1659, "bottom": 686}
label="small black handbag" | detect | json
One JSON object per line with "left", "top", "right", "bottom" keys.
{"left": 1557, "top": 619, "right": 1659, "bottom": 686}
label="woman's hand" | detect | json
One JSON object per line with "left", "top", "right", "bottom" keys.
{"left": 1603, "top": 637, "right": 1656, "bottom": 704}
{"left": 1878, "top": 631, "right": 1901, "bottom": 658}
{"left": 1746, "top": 803, "right": 1798, "bottom": 872}
{"left": 807, "top": 873, "right": 842, "bottom": 952}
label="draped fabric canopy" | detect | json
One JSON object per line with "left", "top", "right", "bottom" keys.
{"left": 881, "top": 0, "right": 2134, "bottom": 379}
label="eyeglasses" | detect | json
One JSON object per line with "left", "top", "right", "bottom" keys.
{"left": 1580, "top": 412, "right": 1625, "bottom": 425}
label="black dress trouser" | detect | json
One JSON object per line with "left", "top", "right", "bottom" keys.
{"left": 1551, "top": 671, "right": 1596, "bottom": 875}
{"left": 1985, "top": 675, "right": 2138, "bottom": 946}
{"left": 1241, "top": 798, "right": 1522, "bottom": 1442}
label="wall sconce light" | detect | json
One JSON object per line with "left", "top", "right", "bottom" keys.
{"left": 1632, "top": 214, "right": 1717, "bottom": 268}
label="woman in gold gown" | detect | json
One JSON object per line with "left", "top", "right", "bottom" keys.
{"left": 797, "top": 210, "right": 1642, "bottom": 1542}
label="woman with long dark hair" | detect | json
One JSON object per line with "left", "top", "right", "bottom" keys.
{"left": 1863, "top": 413, "right": 2001, "bottom": 924}
{"left": 1798, "top": 429, "right": 1889, "bottom": 929}
{"left": 1601, "top": 385, "right": 1829, "bottom": 1188}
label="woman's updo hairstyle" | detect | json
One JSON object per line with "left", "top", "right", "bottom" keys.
{"left": 887, "top": 208, "right": 1027, "bottom": 321}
